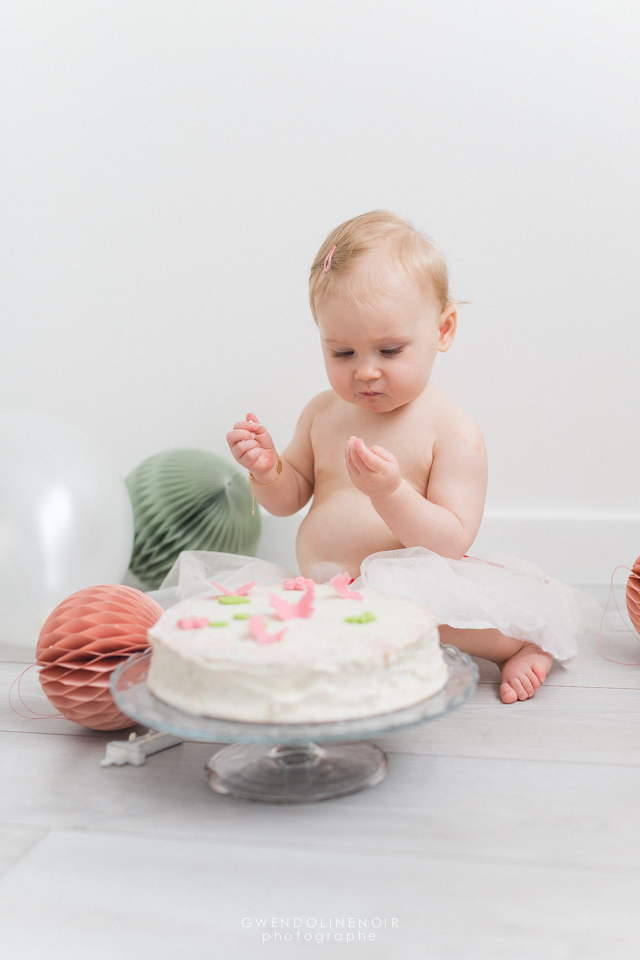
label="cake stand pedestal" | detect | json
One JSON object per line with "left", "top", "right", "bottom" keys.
{"left": 111, "top": 645, "right": 477, "bottom": 804}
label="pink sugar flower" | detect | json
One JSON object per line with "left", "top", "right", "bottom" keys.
{"left": 331, "top": 572, "right": 363, "bottom": 601}
{"left": 177, "top": 616, "right": 210, "bottom": 630}
{"left": 210, "top": 580, "right": 257, "bottom": 597}
{"left": 249, "top": 616, "right": 287, "bottom": 644}
{"left": 269, "top": 585, "right": 315, "bottom": 621}
{"left": 283, "top": 576, "right": 316, "bottom": 591}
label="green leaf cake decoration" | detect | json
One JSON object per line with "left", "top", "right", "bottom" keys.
{"left": 126, "top": 448, "right": 261, "bottom": 588}
{"left": 345, "top": 611, "right": 376, "bottom": 624}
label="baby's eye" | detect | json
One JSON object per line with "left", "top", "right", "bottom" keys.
{"left": 380, "top": 346, "right": 403, "bottom": 357}
{"left": 331, "top": 350, "right": 354, "bottom": 359}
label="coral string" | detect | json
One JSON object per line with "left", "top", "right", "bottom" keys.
{"left": 8, "top": 664, "right": 64, "bottom": 720}
{"left": 598, "top": 565, "right": 640, "bottom": 665}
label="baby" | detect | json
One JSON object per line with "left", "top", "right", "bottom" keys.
{"left": 227, "top": 211, "right": 556, "bottom": 704}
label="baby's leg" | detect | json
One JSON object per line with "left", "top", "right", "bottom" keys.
{"left": 438, "top": 625, "right": 553, "bottom": 704}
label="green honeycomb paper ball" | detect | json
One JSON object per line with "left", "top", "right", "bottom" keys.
{"left": 126, "top": 449, "right": 261, "bottom": 589}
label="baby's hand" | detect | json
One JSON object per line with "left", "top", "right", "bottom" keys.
{"left": 226, "top": 412, "right": 279, "bottom": 480}
{"left": 345, "top": 437, "right": 402, "bottom": 499}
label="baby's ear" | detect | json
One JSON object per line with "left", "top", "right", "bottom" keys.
{"left": 438, "top": 305, "right": 457, "bottom": 353}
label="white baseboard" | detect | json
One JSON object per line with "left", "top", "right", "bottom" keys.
{"left": 474, "top": 514, "right": 640, "bottom": 585}
{"left": 255, "top": 507, "right": 640, "bottom": 585}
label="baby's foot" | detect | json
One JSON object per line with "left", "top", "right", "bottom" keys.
{"left": 499, "top": 643, "right": 553, "bottom": 703}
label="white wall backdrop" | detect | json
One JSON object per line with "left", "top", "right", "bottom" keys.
{"left": 1, "top": 1, "right": 639, "bottom": 579}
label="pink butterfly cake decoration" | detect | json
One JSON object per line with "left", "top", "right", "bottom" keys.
{"left": 249, "top": 616, "right": 287, "bottom": 644}
{"left": 268, "top": 585, "right": 315, "bottom": 621}
{"left": 177, "top": 616, "right": 210, "bottom": 630}
{"left": 210, "top": 580, "right": 257, "bottom": 597}
{"left": 330, "top": 572, "right": 363, "bottom": 601}
{"left": 283, "top": 576, "right": 315, "bottom": 591}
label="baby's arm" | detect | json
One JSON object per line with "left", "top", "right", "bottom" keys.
{"left": 345, "top": 427, "right": 487, "bottom": 560}
{"left": 226, "top": 405, "right": 315, "bottom": 517}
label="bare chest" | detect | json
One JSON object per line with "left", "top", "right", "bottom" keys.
{"left": 310, "top": 404, "right": 434, "bottom": 496}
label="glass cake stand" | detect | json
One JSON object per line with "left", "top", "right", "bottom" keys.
{"left": 111, "top": 645, "right": 477, "bottom": 804}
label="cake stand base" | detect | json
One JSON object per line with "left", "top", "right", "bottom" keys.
{"left": 111, "top": 646, "right": 477, "bottom": 804}
{"left": 204, "top": 741, "right": 387, "bottom": 803}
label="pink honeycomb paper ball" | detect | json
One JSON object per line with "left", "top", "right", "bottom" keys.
{"left": 626, "top": 557, "right": 640, "bottom": 637}
{"left": 37, "top": 584, "right": 163, "bottom": 730}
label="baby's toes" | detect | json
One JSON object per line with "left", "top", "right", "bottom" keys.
{"left": 531, "top": 660, "right": 550, "bottom": 683}
{"left": 499, "top": 682, "right": 518, "bottom": 704}
{"left": 526, "top": 669, "right": 542, "bottom": 692}
{"left": 511, "top": 675, "right": 534, "bottom": 699}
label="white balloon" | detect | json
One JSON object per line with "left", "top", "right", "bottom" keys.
{"left": 0, "top": 412, "right": 134, "bottom": 648}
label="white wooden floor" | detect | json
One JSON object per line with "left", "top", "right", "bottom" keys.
{"left": 1, "top": 584, "right": 639, "bottom": 959}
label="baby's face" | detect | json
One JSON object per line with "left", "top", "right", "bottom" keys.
{"left": 316, "top": 270, "right": 455, "bottom": 413}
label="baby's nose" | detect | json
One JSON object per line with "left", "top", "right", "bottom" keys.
{"left": 355, "top": 362, "right": 381, "bottom": 381}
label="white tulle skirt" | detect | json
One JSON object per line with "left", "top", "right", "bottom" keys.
{"left": 147, "top": 547, "right": 602, "bottom": 665}
{"left": 352, "top": 546, "right": 603, "bottom": 664}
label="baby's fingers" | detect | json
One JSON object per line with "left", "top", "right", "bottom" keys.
{"left": 246, "top": 413, "right": 268, "bottom": 434}
{"left": 351, "top": 437, "right": 384, "bottom": 472}
{"left": 241, "top": 444, "right": 265, "bottom": 467}
{"left": 345, "top": 437, "right": 366, "bottom": 474}
{"left": 368, "top": 443, "right": 397, "bottom": 464}
{"left": 232, "top": 419, "right": 266, "bottom": 436}
{"left": 228, "top": 426, "right": 254, "bottom": 442}
{"left": 226, "top": 436, "right": 259, "bottom": 464}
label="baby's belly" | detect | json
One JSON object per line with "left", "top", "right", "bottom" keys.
{"left": 296, "top": 488, "right": 403, "bottom": 582}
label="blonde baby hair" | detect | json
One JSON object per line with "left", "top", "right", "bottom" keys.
{"left": 309, "top": 210, "right": 451, "bottom": 322}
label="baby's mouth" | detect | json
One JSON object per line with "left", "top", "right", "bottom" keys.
{"left": 358, "top": 391, "right": 382, "bottom": 397}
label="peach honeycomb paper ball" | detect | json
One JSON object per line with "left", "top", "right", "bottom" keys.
{"left": 37, "top": 584, "right": 163, "bottom": 730}
{"left": 627, "top": 556, "right": 640, "bottom": 637}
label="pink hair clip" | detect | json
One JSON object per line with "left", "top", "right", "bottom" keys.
{"left": 323, "top": 245, "right": 336, "bottom": 273}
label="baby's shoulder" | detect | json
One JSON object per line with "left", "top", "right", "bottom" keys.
{"left": 289, "top": 391, "right": 338, "bottom": 440}
{"left": 286, "top": 391, "right": 338, "bottom": 462}
{"left": 427, "top": 385, "right": 485, "bottom": 451}
{"left": 299, "top": 389, "right": 340, "bottom": 423}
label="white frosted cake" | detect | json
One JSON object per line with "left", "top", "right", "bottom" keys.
{"left": 147, "top": 575, "right": 447, "bottom": 723}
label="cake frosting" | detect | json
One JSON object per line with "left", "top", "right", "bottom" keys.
{"left": 147, "top": 577, "right": 447, "bottom": 723}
